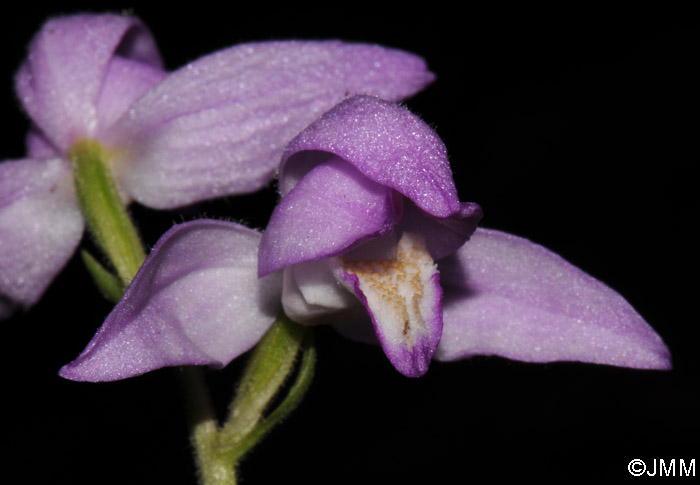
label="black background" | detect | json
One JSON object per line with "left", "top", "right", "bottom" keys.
{"left": 2, "top": 4, "right": 696, "bottom": 484}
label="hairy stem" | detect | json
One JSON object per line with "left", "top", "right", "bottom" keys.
{"left": 69, "top": 139, "right": 145, "bottom": 285}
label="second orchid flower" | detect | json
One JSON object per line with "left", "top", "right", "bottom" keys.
{"left": 0, "top": 13, "right": 433, "bottom": 317}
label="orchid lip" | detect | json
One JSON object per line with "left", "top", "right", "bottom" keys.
{"left": 336, "top": 232, "right": 443, "bottom": 377}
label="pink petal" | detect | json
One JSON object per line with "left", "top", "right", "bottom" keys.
{"left": 15, "top": 14, "right": 162, "bottom": 152}
{"left": 280, "top": 96, "right": 460, "bottom": 218}
{"left": 435, "top": 228, "right": 671, "bottom": 370}
{"left": 397, "top": 199, "right": 482, "bottom": 261}
{"left": 259, "top": 157, "right": 397, "bottom": 276}
{"left": 95, "top": 56, "right": 167, "bottom": 135}
{"left": 59, "top": 220, "right": 281, "bottom": 382}
{"left": 0, "top": 158, "right": 84, "bottom": 312}
{"left": 25, "top": 129, "right": 59, "bottom": 159}
{"left": 104, "top": 42, "right": 433, "bottom": 209}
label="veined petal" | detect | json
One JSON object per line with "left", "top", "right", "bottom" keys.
{"left": 15, "top": 14, "right": 162, "bottom": 152}
{"left": 435, "top": 228, "right": 671, "bottom": 370}
{"left": 96, "top": 56, "right": 167, "bottom": 135}
{"left": 280, "top": 96, "right": 460, "bottom": 218}
{"left": 336, "top": 232, "right": 443, "bottom": 377}
{"left": 59, "top": 220, "right": 281, "bottom": 382}
{"left": 0, "top": 158, "right": 84, "bottom": 311}
{"left": 259, "top": 157, "right": 397, "bottom": 276}
{"left": 104, "top": 42, "right": 433, "bottom": 209}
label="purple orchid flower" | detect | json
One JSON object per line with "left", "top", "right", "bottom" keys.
{"left": 0, "top": 14, "right": 433, "bottom": 318}
{"left": 59, "top": 96, "right": 670, "bottom": 382}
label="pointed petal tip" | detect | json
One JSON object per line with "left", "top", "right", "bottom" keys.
{"left": 626, "top": 343, "right": 672, "bottom": 371}
{"left": 56, "top": 325, "right": 221, "bottom": 383}
{"left": 59, "top": 219, "right": 280, "bottom": 382}
{"left": 58, "top": 362, "right": 91, "bottom": 382}
{"left": 57, "top": 360, "right": 135, "bottom": 383}
{"left": 58, "top": 353, "right": 216, "bottom": 383}
{"left": 436, "top": 228, "right": 673, "bottom": 372}
{"left": 389, "top": 338, "right": 435, "bottom": 378}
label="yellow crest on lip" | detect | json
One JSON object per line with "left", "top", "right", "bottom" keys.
{"left": 341, "top": 232, "right": 436, "bottom": 349}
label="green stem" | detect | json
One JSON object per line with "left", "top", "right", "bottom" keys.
{"left": 220, "top": 312, "right": 308, "bottom": 443}
{"left": 182, "top": 367, "right": 236, "bottom": 485}
{"left": 221, "top": 331, "right": 316, "bottom": 463}
{"left": 185, "top": 314, "right": 315, "bottom": 484}
{"left": 69, "top": 140, "right": 145, "bottom": 285}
